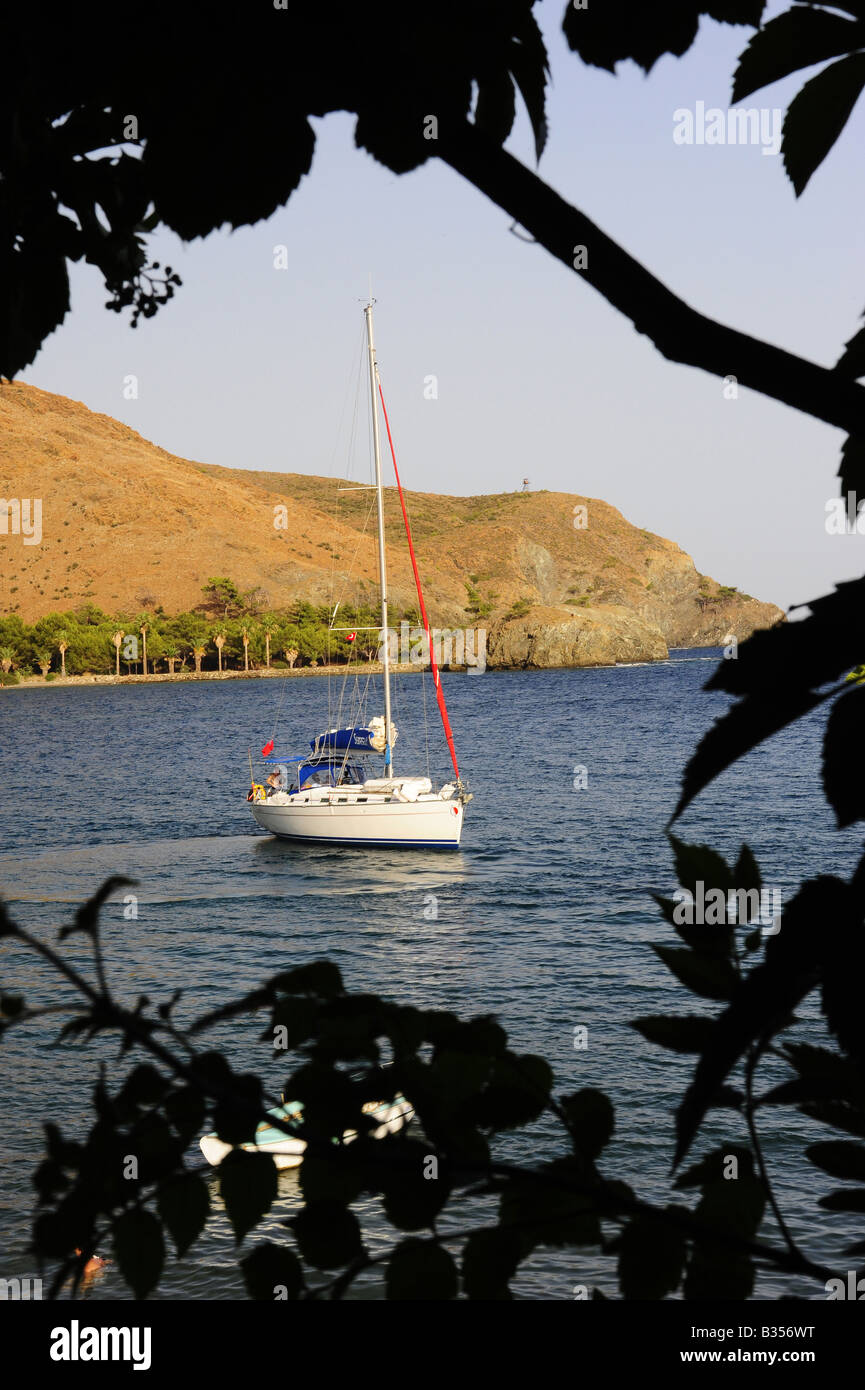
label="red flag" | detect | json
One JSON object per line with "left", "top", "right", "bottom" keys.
{"left": 261, "top": 739, "right": 274, "bottom": 756}
{"left": 346, "top": 632, "right": 356, "bottom": 642}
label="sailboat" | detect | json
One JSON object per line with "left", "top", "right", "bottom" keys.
{"left": 248, "top": 300, "right": 472, "bottom": 849}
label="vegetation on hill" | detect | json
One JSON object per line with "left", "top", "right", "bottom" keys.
{"left": 0, "top": 580, "right": 428, "bottom": 680}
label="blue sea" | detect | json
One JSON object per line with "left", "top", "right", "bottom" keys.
{"left": 0, "top": 652, "right": 858, "bottom": 1299}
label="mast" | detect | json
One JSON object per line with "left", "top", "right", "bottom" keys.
{"left": 364, "top": 300, "right": 393, "bottom": 776}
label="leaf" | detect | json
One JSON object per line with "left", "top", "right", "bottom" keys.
{"left": 500, "top": 1159, "right": 602, "bottom": 1251}
{"left": 386, "top": 1238, "right": 458, "bottom": 1300}
{"left": 219, "top": 1151, "right": 278, "bottom": 1244}
{"left": 241, "top": 1242, "right": 303, "bottom": 1300}
{"left": 474, "top": 70, "right": 516, "bottom": 147}
{"left": 144, "top": 104, "right": 315, "bottom": 240}
{"left": 673, "top": 880, "right": 835, "bottom": 1165}
{"left": 272, "top": 960, "right": 344, "bottom": 997}
{"left": 559, "top": 1089, "right": 615, "bottom": 1160}
{"left": 822, "top": 686, "right": 865, "bottom": 826}
{"left": 112, "top": 1208, "right": 165, "bottom": 1299}
{"left": 651, "top": 945, "right": 739, "bottom": 1001}
{"left": 838, "top": 434, "right": 865, "bottom": 497}
{"left": 508, "top": 11, "right": 549, "bottom": 160}
{"left": 190, "top": 986, "right": 272, "bottom": 1034}
{"left": 59, "top": 876, "right": 136, "bottom": 940}
{"left": 380, "top": 1140, "right": 451, "bottom": 1231}
{"left": 461, "top": 1227, "right": 523, "bottom": 1300}
{"left": 474, "top": 1052, "right": 553, "bottom": 1130}
{"left": 618, "top": 1214, "right": 687, "bottom": 1300}
{"left": 821, "top": 906, "right": 865, "bottom": 1067}
{"left": 836, "top": 311, "right": 865, "bottom": 379}
{"left": 672, "top": 689, "right": 827, "bottom": 822}
{"left": 157, "top": 1174, "right": 210, "bottom": 1258}
{"left": 682, "top": 1150, "right": 764, "bottom": 1301}
{"left": 782, "top": 52, "right": 865, "bottom": 195}
{"left": 292, "top": 1201, "right": 363, "bottom": 1270}
{"left": 0, "top": 993, "right": 24, "bottom": 1019}
{"left": 734, "top": 843, "right": 762, "bottom": 894}
{"left": 669, "top": 836, "right": 733, "bottom": 896}
{"left": 805, "top": 1141, "right": 865, "bottom": 1182}
{"left": 674, "top": 1144, "right": 753, "bottom": 1190}
{"left": 262, "top": 995, "right": 319, "bottom": 1049}
{"left": 631, "top": 1015, "right": 716, "bottom": 1053}
{"left": 563, "top": 1, "right": 750, "bottom": 75}
{"left": 818, "top": 1188, "right": 865, "bottom": 1213}
{"left": 732, "top": 7, "right": 862, "bottom": 102}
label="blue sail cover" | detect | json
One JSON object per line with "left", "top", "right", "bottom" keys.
{"left": 310, "top": 726, "right": 382, "bottom": 755}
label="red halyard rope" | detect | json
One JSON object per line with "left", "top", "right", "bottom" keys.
{"left": 377, "top": 379, "right": 461, "bottom": 782}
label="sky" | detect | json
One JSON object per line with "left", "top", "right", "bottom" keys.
{"left": 21, "top": 0, "right": 865, "bottom": 613}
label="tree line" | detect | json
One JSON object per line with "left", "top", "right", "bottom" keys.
{"left": 0, "top": 578, "right": 412, "bottom": 682}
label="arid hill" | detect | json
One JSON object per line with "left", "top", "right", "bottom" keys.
{"left": 0, "top": 381, "right": 783, "bottom": 665}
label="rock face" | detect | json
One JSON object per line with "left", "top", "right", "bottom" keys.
{"left": 0, "top": 380, "right": 785, "bottom": 665}
{"left": 486, "top": 605, "right": 668, "bottom": 669}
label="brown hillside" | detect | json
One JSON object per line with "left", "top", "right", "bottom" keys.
{"left": 0, "top": 381, "right": 782, "bottom": 654}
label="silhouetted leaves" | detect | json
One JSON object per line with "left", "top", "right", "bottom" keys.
{"left": 386, "top": 1239, "right": 458, "bottom": 1300}
{"left": 241, "top": 1243, "right": 303, "bottom": 1300}
{"left": 819, "top": 1188, "right": 865, "bottom": 1212}
{"left": 838, "top": 434, "right": 865, "bottom": 497}
{"left": 560, "top": 1088, "right": 614, "bottom": 1160}
{"left": 157, "top": 1174, "right": 210, "bottom": 1258}
{"left": 805, "top": 1140, "right": 865, "bottom": 1182}
{"left": 564, "top": 1, "right": 764, "bottom": 75}
{"left": 219, "top": 1151, "right": 278, "bottom": 1245}
{"left": 500, "top": 1160, "right": 601, "bottom": 1251}
{"left": 672, "top": 688, "right": 828, "bottom": 822}
{"left": 732, "top": 7, "right": 862, "bottom": 102}
{"left": 292, "top": 1201, "right": 362, "bottom": 1270}
{"left": 618, "top": 1214, "right": 687, "bottom": 1300}
{"left": 462, "top": 1226, "right": 523, "bottom": 1299}
{"left": 112, "top": 1208, "right": 165, "bottom": 1299}
{"left": 681, "top": 1149, "right": 764, "bottom": 1301}
{"left": 782, "top": 53, "right": 865, "bottom": 195}
{"left": 836, "top": 308, "right": 865, "bottom": 379}
{"left": 823, "top": 686, "right": 865, "bottom": 826}
{"left": 631, "top": 1016, "right": 715, "bottom": 1053}
{"left": 673, "top": 880, "right": 837, "bottom": 1165}
{"left": 60, "top": 876, "right": 136, "bottom": 941}
{"left": 380, "top": 1140, "right": 450, "bottom": 1231}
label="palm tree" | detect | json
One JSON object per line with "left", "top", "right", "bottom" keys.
{"left": 112, "top": 630, "right": 124, "bottom": 679}
{"left": 240, "top": 624, "right": 250, "bottom": 673}
{"left": 0, "top": 645, "right": 16, "bottom": 674}
{"left": 139, "top": 622, "right": 149, "bottom": 676}
{"left": 35, "top": 651, "right": 51, "bottom": 678}
{"left": 192, "top": 644, "right": 206, "bottom": 674}
{"left": 261, "top": 616, "right": 278, "bottom": 670}
{"left": 214, "top": 632, "right": 226, "bottom": 674}
{"left": 164, "top": 647, "right": 181, "bottom": 675}
{"left": 284, "top": 647, "right": 299, "bottom": 669}
{"left": 57, "top": 632, "right": 69, "bottom": 678}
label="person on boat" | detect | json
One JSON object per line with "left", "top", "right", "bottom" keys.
{"left": 265, "top": 769, "right": 285, "bottom": 797}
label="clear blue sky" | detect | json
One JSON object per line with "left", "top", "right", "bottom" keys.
{"left": 24, "top": 1, "right": 865, "bottom": 611}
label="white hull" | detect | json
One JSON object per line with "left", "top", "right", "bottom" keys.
{"left": 251, "top": 792, "right": 464, "bottom": 848}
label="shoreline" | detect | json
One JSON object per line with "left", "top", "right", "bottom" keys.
{"left": 0, "top": 649, "right": 718, "bottom": 692}
{"left": 0, "top": 662, "right": 428, "bottom": 691}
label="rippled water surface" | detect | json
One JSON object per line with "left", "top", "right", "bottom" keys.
{"left": 0, "top": 655, "right": 857, "bottom": 1299}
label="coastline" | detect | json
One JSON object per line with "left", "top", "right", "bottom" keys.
{"left": 0, "top": 661, "right": 429, "bottom": 692}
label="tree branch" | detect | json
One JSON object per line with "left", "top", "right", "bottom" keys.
{"left": 437, "top": 121, "right": 865, "bottom": 436}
